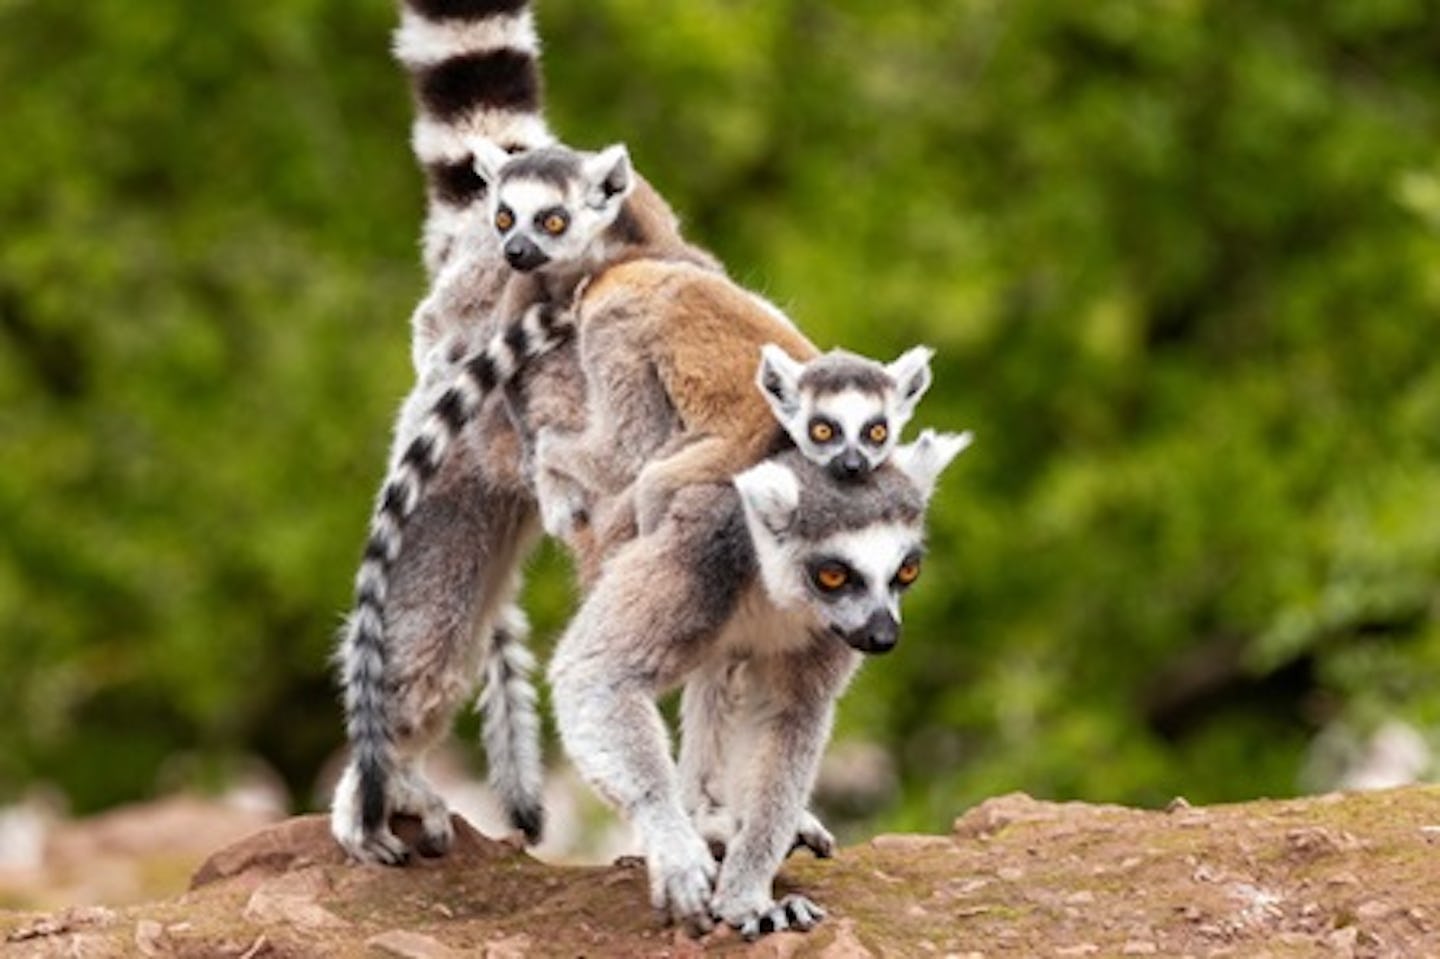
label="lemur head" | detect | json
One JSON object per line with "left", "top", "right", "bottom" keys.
{"left": 734, "top": 430, "right": 972, "bottom": 654}
{"left": 757, "top": 345, "right": 935, "bottom": 482}
{"left": 469, "top": 139, "right": 635, "bottom": 277}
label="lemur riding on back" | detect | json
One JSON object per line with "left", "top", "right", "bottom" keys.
{"left": 355, "top": 136, "right": 939, "bottom": 583}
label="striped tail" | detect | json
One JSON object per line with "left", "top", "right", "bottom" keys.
{"left": 337, "top": 302, "right": 571, "bottom": 835}
{"left": 480, "top": 605, "right": 545, "bottom": 841}
{"left": 394, "top": 0, "right": 555, "bottom": 275}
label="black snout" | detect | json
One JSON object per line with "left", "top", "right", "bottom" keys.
{"left": 843, "top": 611, "right": 899, "bottom": 655}
{"left": 503, "top": 236, "right": 549, "bottom": 272}
{"left": 827, "top": 449, "right": 868, "bottom": 481}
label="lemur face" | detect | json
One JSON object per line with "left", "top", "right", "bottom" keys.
{"left": 734, "top": 432, "right": 970, "bottom": 655}
{"left": 795, "top": 524, "right": 924, "bottom": 654}
{"left": 757, "top": 346, "right": 936, "bottom": 481}
{"left": 470, "top": 141, "right": 634, "bottom": 276}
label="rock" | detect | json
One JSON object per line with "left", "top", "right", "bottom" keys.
{"left": 869, "top": 834, "right": 955, "bottom": 854}
{"left": 818, "top": 918, "right": 877, "bottom": 958}
{"left": 132, "top": 918, "right": 164, "bottom": 956}
{"left": 190, "top": 812, "right": 514, "bottom": 891}
{"left": 366, "top": 929, "right": 464, "bottom": 958}
{"left": 242, "top": 869, "right": 348, "bottom": 929}
{"left": 6, "top": 785, "right": 1440, "bottom": 957}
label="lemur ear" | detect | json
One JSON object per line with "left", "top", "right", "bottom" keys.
{"left": 582, "top": 144, "right": 634, "bottom": 210}
{"left": 734, "top": 460, "right": 801, "bottom": 536}
{"left": 469, "top": 138, "right": 512, "bottom": 192}
{"left": 756, "top": 344, "right": 806, "bottom": 423}
{"left": 892, "top": 428, "right": 972, "bottom": 501}
{"left": 886, "top": 345, "right": 935, "bottom": 422}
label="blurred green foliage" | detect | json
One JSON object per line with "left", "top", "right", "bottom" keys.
{"left": 2, "top": 0, "right": 1438, "bottom": 827}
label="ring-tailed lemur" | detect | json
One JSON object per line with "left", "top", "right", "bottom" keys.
{"left": 548, "top": 429, "right": 972, "bottom": 938}
{"left": 332, "top": 0, "right": 569, "bottom": 865}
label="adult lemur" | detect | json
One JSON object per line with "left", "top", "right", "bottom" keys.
{"left": 552, "top": 429, "right": 970, "bottom": 937}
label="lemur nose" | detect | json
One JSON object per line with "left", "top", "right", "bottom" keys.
{"left": 829, "top": 451, "right": 867, "bottom": 481}
{"left": 862, "top": 612, "right": 899, "bottom": 654}
{"left": 504, "top": 236, "right": 547, "bottom": 272}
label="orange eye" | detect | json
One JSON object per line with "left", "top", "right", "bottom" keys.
{"left": 895, "top": 560, "right": 920, "bottom": 587}
{"left": 815, "top": 565, "right": 849, "bottom": 591}
{"left": 495, "top": 208, "right": 515, "bottom": 232}
{"left": 542, "top": 212, "right": 568, "bottom": 235}
{"left": 867, "top": 422, "right": 888, "bottom": 444}
{"left": 809, "top": 420, "right": 835, "bottom": 443}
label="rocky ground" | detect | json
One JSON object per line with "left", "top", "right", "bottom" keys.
{"left": 3, "top": 787, "right": 1440, "bottom": 957}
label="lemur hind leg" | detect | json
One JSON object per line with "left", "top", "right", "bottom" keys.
{"left": 677, "top": 660, "right": 744, "bottom": 859}
{"left": 677, "top": 663, "right": 837, "bottom": 863}
{"left": 331, "top": 445, "right": 541, "bottom": 863}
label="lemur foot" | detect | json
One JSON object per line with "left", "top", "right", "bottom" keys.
{"left": 647, "top": 831, "right": 718, "bottom": 932}
{"left": 719, "top": 893, "right": 826, "bottom": 940}
{"left": 792, "top": 809, "right": 836, "bottom": 859}
{"left": 506, "top": 798, "right": 545, "bottom": 846}
{"left": 330, "top": 763, "right": 454, "bottom": 865}
{"left": 391, "top": 771, "right": 454, "bottom": 858}
{"left": 695, "top": 805, "right": 835, "bottom": 861}
{"left": 330, "top": 806, "right": 412, "bottom": 866}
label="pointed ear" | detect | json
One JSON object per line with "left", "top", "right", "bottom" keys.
{"left": 892, "top": 429, "right": 972, "bottom": 500}
{"left": 755, "top": 344, "right": 806, "bottom": 425}
{"left": 734, "top": 461, "right": 800, "bottom": 536}
{"left": 582, "top": 144, "right": 634, "bottom": 210}
{"left": 886, "top": 345, "right": 935, "bottom": 421}
{"left": 469, "top": 138, "right": 512, "bottom": 193}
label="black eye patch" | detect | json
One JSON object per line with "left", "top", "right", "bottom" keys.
{"left": 535, "top": 206, "right": 570, "bottom": 235}
{"left": 808, "top": 416, "right": 840, "bottom": 445}
{"left": 806, "top": 557, "right": 864, "bottom": 597}
{"left": 891, "top": 550, "right": 924, "bottom": 589}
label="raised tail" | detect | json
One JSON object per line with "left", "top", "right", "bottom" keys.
{"left": 394, "top": 0, "right": 556, "bottom": 274}
{"left": 336, "top": 302, "right": 572, "bottom": 836}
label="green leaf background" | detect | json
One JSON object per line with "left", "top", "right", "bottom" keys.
{"left": 2, "top": 0, "right": 1438, "bottom": 829}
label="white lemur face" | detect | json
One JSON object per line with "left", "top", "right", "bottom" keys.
{"left": 757, "top": 345, "right": 935, "bottom": 481}
{"left": 734, "top": 429, "right": 972, "bottom": 654}
{"left": 469, "top": 139, "right": 635, "bottom": 275}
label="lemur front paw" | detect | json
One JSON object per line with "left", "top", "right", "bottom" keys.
{"left": 647, "top": 832, "right": 718, "bottom": 932}
{"left": 714, "top": 892, "right": 826, "bottom": 940}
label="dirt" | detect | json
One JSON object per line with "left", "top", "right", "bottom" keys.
{"left": 3, "top": 787, "right": 1439, "bottom": 957}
